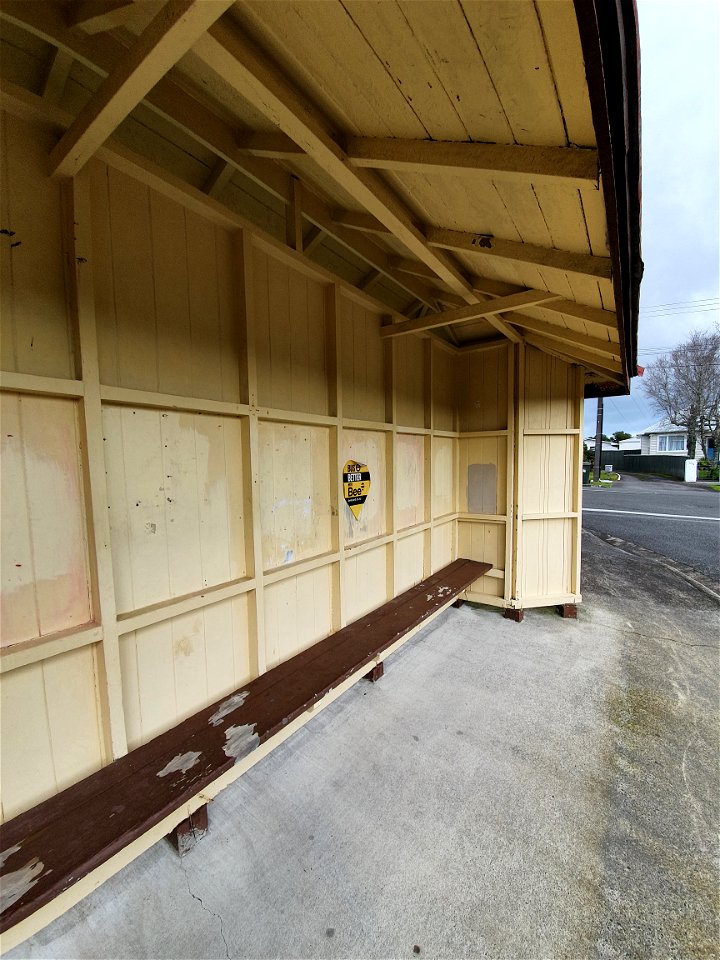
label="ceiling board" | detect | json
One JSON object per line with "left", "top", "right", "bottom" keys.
{"left": 535, "top": 0, "right": 595, "bottom": 147}
{"left": 459, "top": 0, "right": 566, "bottom": 146}
{"left": 229, "top": 0, "right": 425, "bottom": 138}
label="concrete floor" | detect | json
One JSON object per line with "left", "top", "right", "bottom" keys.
{"left": 6, "top": 532, "right": 719, "bottom": 960}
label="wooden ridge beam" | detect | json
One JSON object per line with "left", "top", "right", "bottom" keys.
{"left": 49, "top": 0, "right": 234, "bottom": 177}
{"left": 192, "top": 20, "right": 477, "bottom": 302}
{"left": 381, "top": 290, "right": 560, "bottom": 339}
{"left": 426, "top": 227, "right": 612, "bottom": 280}
{"left": 346, "top": 137, "right": 599, "bottom": 188}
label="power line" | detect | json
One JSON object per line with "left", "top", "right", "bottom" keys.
{"left": 640, "top": 296, "right": 720, "bottom": 310}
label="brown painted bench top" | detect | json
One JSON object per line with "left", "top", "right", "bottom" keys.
{"left": 0, "top": 558, "right": 489, "bottom": 933}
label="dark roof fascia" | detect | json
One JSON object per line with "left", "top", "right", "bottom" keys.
{"left": 575, "top": 0, "right": 643, "bottom": 399}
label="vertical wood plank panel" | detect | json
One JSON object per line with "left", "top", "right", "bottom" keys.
{"left": 458, "top": 345, "right": 509, "bottom": 432}
{"left": 42, "top": 647, "right": 105, "bottom": 791}
{"left": 1, "top": 395, "right": 92, "bottom": 646}
{"left": 431, "top": 520, "right": 455, "bottom": 573}
{"left": 104, "top": 407, "right": 246, "bottom": 614}
{"left": 432, "top": 345, "right": 457, "bottom": 432}
{"left": 342, "top": 429, "right": 388, "bottom": 544}
{"left": 258, "top": 422, "right": 332, "bottom": 569}
{"left": 394, "top": 336, "right": 425, "bottom": 428}
{"left": 0, "top": 662, "right": 57, "bottom": 821}
{"left": 394, "top": 532, "right": 425, "bottom": 594}
{"left": 0, "top": 111, "right": 74, "bottom": 379}
{"left": 395, "top": 433, "right": 425, "bottom": 530}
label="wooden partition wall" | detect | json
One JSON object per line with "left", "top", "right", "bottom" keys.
{"left": 0, "top": 109, "right": 583, "bottom": 823}
{"left": 457, "top": 342, "right": 584, "bottom": 611}
{"left": 0, "top": 110, "right": 460, "bottom": 821}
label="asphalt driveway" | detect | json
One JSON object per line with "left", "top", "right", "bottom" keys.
{"left": 583, "top": 473, "right": 720, "bottom": 584}
{"left": 6, "top": 532, "right": 718, "bottom": 960}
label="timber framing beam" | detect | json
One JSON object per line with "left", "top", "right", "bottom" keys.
{"left": 426, "top": 227, "right": 613, "bottom": 280}
{"left": 346, "top": 137, "right": 600, "bottom": 188}
{"left": 0, "top": 4, "right": 619, "bottom": 361}
{"left": 68, "top": 1, "right": 139, "bottom": 34}
{"left": 0, "top": 5, "right": 442, "bottom": 310}
{"left": 503, "top": 313, "right": 620, "bottom": 358}
{"left": 523, "top": 333, "right": 623, "bottom": 381}
{"left": 236, "top": 131, "right": 304, "bottom": 158}
{"left": 471, "top": 275, "right": 618, "bottom": 331}
{"left": 192, "top": 19, "right": 529, "bottom": 346}
{"left": 331, "top": 209, "right": 391, "bottom": 234}
{"left": 381, "top": 290, "right": 560, "bottom": 339}
{"left": 192, "top": 20, "right": 477, "bottom": 302}
{"left": 49, "top": 0, "right": 234, "bottom": 177}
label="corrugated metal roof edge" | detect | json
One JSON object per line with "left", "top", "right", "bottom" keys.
{"left": 575, "top": 0, "right": 642, "bottom": 401}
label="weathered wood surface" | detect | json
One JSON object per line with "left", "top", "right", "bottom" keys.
{"left": 0, "top": 558, "right": 488, "bottom": 933}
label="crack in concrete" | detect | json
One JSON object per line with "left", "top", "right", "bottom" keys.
{"left": 180, "top": 857, "right": 231, "bottom": 960}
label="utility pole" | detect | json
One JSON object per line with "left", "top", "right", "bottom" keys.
{"left": 593, "top": 396, "right": 604, "bottom": 482}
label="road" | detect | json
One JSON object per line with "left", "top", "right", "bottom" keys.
{"left": 582, "top": 473, "right": 720, "bottom": 583}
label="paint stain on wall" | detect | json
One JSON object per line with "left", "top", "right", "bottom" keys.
{"left": 467, "top": 463, "right": 497, "bottom": 515}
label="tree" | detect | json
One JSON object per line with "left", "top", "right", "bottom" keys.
{"left": 643, "top": 326, "right": 720, "bottom": 462}
{"left": 611, "top": 430, "right": 632, "bottom": 442}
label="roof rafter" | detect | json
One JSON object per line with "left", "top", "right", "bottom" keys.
{"left": 346, "top": 137, "right": 599, "bottom": 188}
{"left": 193, "top": 19, "right": 474, "bottom": 298}
{"left": 503, "top": 313, "right": 620, "bottom": 358}
{"left": 0, "top": 4, "right": 442, "bottom": 310}
{"left": 49, "top": 0, "right": 234, "bottom": 177}
{"left": 331, "top": 209, "right": 391, "bottom": 234}
{"left": 68, "top": 1, "right": 140, "bottom": 35}
{"left": 470, "top": 274, "right": 618, "bottom": 330}
{"left": 523, "top": 333, "right": 623, "bottom": 381}
{"left": 236, "top": 131, "right": 304, "bottom": 158}
{"left": 426, "top": 227, "right": 612, "bottom": 280}
{"left": 192, "top": 18, "right": 523, "bottom": 344}
{"left": 381, "top": 290, "right": 561, "bottom": 339}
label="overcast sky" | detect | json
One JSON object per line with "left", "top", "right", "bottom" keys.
{"left": 583, "top": 0, "right": 720, "bottom": 438}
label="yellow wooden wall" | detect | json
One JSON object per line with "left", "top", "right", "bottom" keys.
{"left": 0, "top": 110, "right": 466, "bottom": 819}
{"left": 0, "top": 110, "right": 584, "bottom": 821}
{"left": 457, "top": 342, "right": 583, "bottom": 609}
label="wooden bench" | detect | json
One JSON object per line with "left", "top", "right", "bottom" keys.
{"left": 0, "top": 558, "right": 489, "bottom": 940}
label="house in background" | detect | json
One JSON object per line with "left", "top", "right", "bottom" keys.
{"left": 639, "top": 420, "right": 704, "bottom": 457}
{"left": 585, "top": 436, "right": 641, "bottom": 453}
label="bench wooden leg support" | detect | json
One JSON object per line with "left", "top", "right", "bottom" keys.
{"left": 557, "top": 603, "right": 578, "bottom": 619}
{"left": 364, "top": 662, "right": 384, "bottom": 682}
{"left": 452, "top": 598, "right": 464, "bottom": 608}
{"left": 503, "top": 608, "right": 524, "bottom": 623}
{"left": 167, "top": 804, "right": 209, "bottom": 857}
